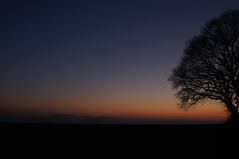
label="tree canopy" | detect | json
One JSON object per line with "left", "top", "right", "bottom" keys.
{"left": 169, "top": 10, "right": 239, "bottom": 122}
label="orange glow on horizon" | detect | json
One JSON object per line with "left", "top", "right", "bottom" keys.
{"left": 0, "top": 98, "right": 228, "bottom": 122}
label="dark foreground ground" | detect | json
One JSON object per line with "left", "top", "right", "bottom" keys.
{"left": 1, "top": 123, "right": 238, "bottom": 157}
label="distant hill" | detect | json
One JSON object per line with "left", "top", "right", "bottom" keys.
{"left": 0, "top": 114, "right": 223, "bottom": 124}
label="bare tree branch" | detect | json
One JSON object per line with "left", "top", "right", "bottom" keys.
{"left": 169, "top": 10, "right": 239, "bottom": 122}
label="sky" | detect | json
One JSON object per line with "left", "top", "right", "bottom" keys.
{"left": 1, "top": 0, "right": 239, "bottom": 123}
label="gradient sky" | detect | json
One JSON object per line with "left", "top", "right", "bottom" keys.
{"left": 1, "top": 0, "right": 239, "bottom": 123}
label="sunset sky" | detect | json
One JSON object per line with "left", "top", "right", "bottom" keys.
{"left": 1, "top": 0, "right": 239, "bottom": 123}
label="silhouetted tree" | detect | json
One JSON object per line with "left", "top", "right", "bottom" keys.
{"left": 169, "top": 10, "right": 239, "bottom": 124}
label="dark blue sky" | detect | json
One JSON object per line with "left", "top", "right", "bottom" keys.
{"left": 0, "top": 0, "right": 239, "bottom": 121}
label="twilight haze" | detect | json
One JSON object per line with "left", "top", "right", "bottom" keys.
{"left": 1, "top": 0, "right": 239, "bottom": 123}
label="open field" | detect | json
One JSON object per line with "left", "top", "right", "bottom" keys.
{"left": 1, "top": 123, "right": 238, "bottom": 157}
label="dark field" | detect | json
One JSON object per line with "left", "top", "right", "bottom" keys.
{"left": 1, "top": 123, "right": 238, "bottom": 157}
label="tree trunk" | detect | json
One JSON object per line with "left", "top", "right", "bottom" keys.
{"left": 230, "top": 112, "right": 239, "bottom": 122}
{"left": 225, "top": 101, "right": 239, "bottom": 124}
